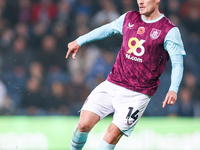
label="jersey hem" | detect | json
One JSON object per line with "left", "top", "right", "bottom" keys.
{"left": 106, "top": 78, "right": 155, "bottom": 96}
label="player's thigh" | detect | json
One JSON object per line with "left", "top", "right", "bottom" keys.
{"left": 81, "top": 81, "right": 115, "bottom": 120}
{"left": 112, "top": 90, "right": 151, "bottom": 137}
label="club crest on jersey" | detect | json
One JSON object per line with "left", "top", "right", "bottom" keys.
{"left": 137, "top": 27, "right": 145, "bottom": 34}
{"left": 150, "top": 28, "right": 161, "bottom": 40}
{"left": 127, "top": 23, "right": 134, "bottom": 29}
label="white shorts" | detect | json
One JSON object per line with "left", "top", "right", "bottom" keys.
{"left": 81, "top": 80, "right": 151, "bottom": 137}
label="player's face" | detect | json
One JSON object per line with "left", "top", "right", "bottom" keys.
{"left": 137, "top": 0, "right": 160, "bottom": 17}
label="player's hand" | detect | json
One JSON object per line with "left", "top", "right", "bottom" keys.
{"left": 162, "top": 90, "right": 177, "bottom": 108}
{"left": 65, "top": 40, "right": 80, "bottom": 59}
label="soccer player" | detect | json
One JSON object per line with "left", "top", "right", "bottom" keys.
{"left": 66, "top": 0, "right": 186, "bottom": 149}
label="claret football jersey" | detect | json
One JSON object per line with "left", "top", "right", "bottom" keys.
{"left": 76, "top": 11, "right": 185, "bottom": 96}
{"left": 107, "top": 11, "right": 176, "bottom": 96}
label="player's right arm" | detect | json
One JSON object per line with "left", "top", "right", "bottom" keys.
{"left": 76, "top": 13, "right": 126, "bottom": 46}
{"left": 65, "top": 13, "right": 127, "bottom": 59}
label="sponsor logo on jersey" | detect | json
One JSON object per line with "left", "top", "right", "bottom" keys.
{"left": 127, "top": 37, "right": 145, "bottom": 56}
{"left": 126, "top": 37, "right": 146, "bottom": 63}
{"left": 150, "top": 28, "right": 161, "bottom": 40}
{"left": 126, "top": 54, "right": 142, "bottom": 63}
{"left": 127, "top": 23, "right": 134, "bottom": 29}
{"left": 137, "top": 27, "right": 145, "bottom": 34}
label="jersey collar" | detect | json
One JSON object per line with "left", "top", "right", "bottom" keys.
{"left": 141, "top": 14, "right": 165, "bottom": 23}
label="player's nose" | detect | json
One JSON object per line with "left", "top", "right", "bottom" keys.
{"left": 137, "top": 0, "right": 144, "bottom": 5}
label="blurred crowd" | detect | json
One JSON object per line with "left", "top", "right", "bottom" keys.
{"left": 0, "top": 0, "right": 199, "bottom": 117}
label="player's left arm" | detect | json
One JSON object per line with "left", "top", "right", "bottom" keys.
{"left": 162, "top": 27, "right": 186, "bottom": 108}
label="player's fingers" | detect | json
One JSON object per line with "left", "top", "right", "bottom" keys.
{"left": 167, "top": 97, "right": 171, "bottom": 105}
{"left": 169, "top": 100, "right": 174, "bottom": 105}
{"left": 65, "top": 51, "right": 70, "bottom": 59}
{"left": 162, "top": 96, "right": 168, "bottom": 108}
{"left": 72, "top": 52, "right": 76, "bottom": 59}
{"left": 167, "top": 96, "right": 175, "bottom": 105}
{"left": 162, "top": 101, "right": 166, "bottom": 108}
{"left": 65, "top": 50, "right": 71, "bottom": 59}
{"left": 66, "top": 42, "right": 73, "bottom": 59}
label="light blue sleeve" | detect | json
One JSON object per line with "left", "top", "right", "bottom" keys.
{"left": 76, "top": 13, "right": 127, "bottom": 46}
{"left": 164, "top": 27, "right": 186, "bottom": 57}
{"left": 164, "top": 27, "right": 186, "bottom": 93}
{"left": 169, "top": 55, "right": 184, "bottom": 93}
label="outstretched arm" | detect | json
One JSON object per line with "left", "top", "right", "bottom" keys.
{"left": 76, "top": 13, "right": 126, "bottom": 46}
{"left": 65, "top": 13, "right": 126, "bottom": 59}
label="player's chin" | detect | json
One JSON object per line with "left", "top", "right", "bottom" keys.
{"left": 139, "top": 10, "right": 146, "bottom": 15}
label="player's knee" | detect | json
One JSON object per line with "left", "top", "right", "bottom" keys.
{"left": 104, "top": 130, "right": 124, "bottom": 145}
{"left": 78, "top": 121, "right": 92, "bottom": 132}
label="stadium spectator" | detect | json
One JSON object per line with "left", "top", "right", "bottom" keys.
{"left": 2, "top": 0, "right": 19, "bottom": 27}
{"left": 66, "top": 71, "right": 90, "bottom": 116}
{"left": 74, "top": 0, "right": 94, "bottom": 17}
{"left": 18, "top": 0, "right": 32, "bottom": 23}
{"left": 184, "top": 33, "right": 200, "bottom": 80}
{"left": 180, "top": 0, "right": 200, "bottom": 20}
{"left": 55, "top": 0, "right": 75, "bottom": 38}
{"left": 56, "top": 0, "right": 71, "bottom": 23}
{"left": 68, "top": 44, "right": 100, "bottom": 81}
{"left": 44, "top": 81, "right": 70, "bottom": 115}
{"left": 0, "top": 0, "right": 6, "bottom": 19}
{"left": 182, "top": 7, "right": 200, "bottom": 34}
{"left": 30, "top": 0, "right": 57, "bottom": 25}
{"left": 28, "top": 61, "right": 44, "bottom": 81}
{"left": 92, "top": 0, "right": 120, "bottom": 28}
{"left": 19, "top": 77, "right": 46, "bottom": 115}
{"left": 15, "top": 22, "right": 30, "bottom": 41}
{"left": 86, "top": 49, "right": 116, "bottom": 90}
{"left": 1, "top": 37, "right": 32, "bottom": 106}
{"left": 2, "top": 36, "right": 33, "bottom": 72}
{"left": 164, "top": 0, "right": 181, "bottom": 17}
{"left": 74, "top": 13, "right": 90, "bottom": 35}
{"left": 52, "top": 21, "right": 70, "bottom": 52}
{"left": 187, "top": 73, "right": 200, "bottom": 100}
{"left": 0, "top": 28, "right": 14, "bottom": 52}
{"left": 119, "top": 0, "right": 137, "bottom": 14}
{"left": 90, "top": 0, "right": 122, "bottom": 50}
{"left": 37, "top": 34, "right": 66, "bottom": 74}
{"left": 29, "top": 22, "right": 48, "bottom": 51}
{"left": 175, "top": 87, "right": 195, "bottom": 116}
{"left": 1, "top": 66, "right": 27, "bottom": 108}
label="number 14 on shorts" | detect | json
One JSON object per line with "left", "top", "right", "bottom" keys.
{"left": 126, "top": 107, "right": 139, "bottom": 125}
